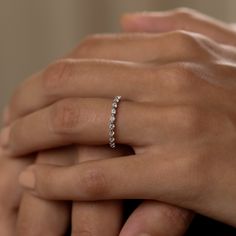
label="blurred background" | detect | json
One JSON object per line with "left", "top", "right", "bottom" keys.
{"left": 1, "top": 0, "right": 236, "bottom": 113}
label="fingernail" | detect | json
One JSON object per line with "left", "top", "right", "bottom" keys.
{"left": 19, "top": 166, "right": 36, "bottom": 190}
{"left": 0, "top": 126, "right": 10, "bottom": 147}
{"left": 2, "top": 107, "right": 10, "bottom": 126}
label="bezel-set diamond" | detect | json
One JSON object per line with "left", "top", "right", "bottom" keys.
{"left": 109, "top": 96, "right": 121, "bottom": 149}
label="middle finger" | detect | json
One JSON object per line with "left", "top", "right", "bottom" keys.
{"left": 7, "top": 31, "right": 211, "bottom": 123}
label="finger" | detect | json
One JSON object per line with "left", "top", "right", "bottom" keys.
{"left": 19, "top": 154, "right": 200, "bottom": 210}
{"left": 8, "top": 31, "right": 212, "bottom": 123}
{"left": 0, "top": 211, "right": 17, "bottom": 236}
{"left": 6, "top": 98, "right": 161, "bottom": 156}
{"left": 72, "top": 200, "right": 123, "bottom": 236}
{"left": 16, "top": 193, "right": 71, "bottom": 236}
{"left": 0, "top": 148, "right": 33, "bottom": 236}
{"left": 121, "top": 8, "right": 236, "bottom": 45}
{"left": 69, "top": 32, "right": 207, "bottom": 63}
{"left": 8, "top": 60, "right": 147, "bottom": 122}
{"left": 120, "top": 201, "right": 193, "bottom": 236}
{"left": 72, "top": 145, "right": 131, "bottom": 236}
{"left": 16, "top": 147, "right": 76, "bottom": 236}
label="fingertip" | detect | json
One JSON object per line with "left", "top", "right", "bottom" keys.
{"left": 120, "top": 11, "right": 175, "bottom": 33}
{"left": 19, "top": 165, "right": 36, "bottom": 190}
{"left": 120, "top": 13, "right": 140, "bottom": 32}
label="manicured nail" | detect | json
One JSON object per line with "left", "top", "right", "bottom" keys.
{"left": 2, "top": 107, "right": 10, "bottom": 126}
{"left": 0, "top": 126, "right": 10, "bottom": 147}
{"left": 19, "top": 166, "right": 36, "bottom": 190}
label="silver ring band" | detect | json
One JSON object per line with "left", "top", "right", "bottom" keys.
{"left": 109, "top": 96, "right": 121, "bottom": 149}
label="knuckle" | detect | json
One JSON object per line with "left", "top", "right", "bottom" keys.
{"left": 163, "top": 63, "right": 197, "bottom": 92}
{"left": 42, "top": 59, "right": 74, "bottom": 94}
{"left": 80, "top": 166, "right": 108, "bottom": 199}
{"left": 172, "top": 31, "right": 210, "bottom": 58}
{"left": 49, "top": 99, "right": 80, "bottom": 133}
{"left": 173, "top": 7, "right": 195, "bottom": 20}
{"left": 173, "top": 30, "right": 199, "bottom": 51}
{"left": 76, "top": 34, "right": 112, "bottom": 58}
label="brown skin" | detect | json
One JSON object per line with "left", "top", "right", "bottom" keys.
{"left": 1, "top": 8, "right": 236, "bottom": 235}
{"left": 8, "top": 30, "right": 236, "bottom": 226}
{"left": 121, "top": 7, "right": 236, "bottom": 46}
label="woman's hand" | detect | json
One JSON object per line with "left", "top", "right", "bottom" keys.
{"left": 0, "top": 144, "right": 192, "bottom": 236}
{"left": 0, "top": 147, "right": 33, "bottom": 236}
{"left": 1, "top": 30, "right": 197, "bottom": 236}
{"left": 121, "top": 7, "right": 236, "bottom": 46}
{"left": 16, "top": 145, "right": 125, "bottom": 236}
{"left": 2, "top": 30, "right": 236, "bottom": 156}
{"left": 16, "top": 145, "right": 193, "bottom": 236}
{"left": 3, "top": 30, "right": 236, "bottom": 227}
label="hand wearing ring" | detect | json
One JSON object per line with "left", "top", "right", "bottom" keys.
{"left": 2, "top": 8, "right": 236, "bottom": 234}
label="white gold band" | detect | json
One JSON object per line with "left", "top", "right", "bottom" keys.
{"left": 109, "top": 96, "right": 121, "bottom": 148}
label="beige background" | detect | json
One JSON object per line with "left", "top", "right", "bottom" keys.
{"left": 1, "top": 0, "right": 236, "bottom": 114}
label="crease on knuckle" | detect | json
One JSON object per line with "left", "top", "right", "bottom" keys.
{"left": 80, "top": 166, "right": 108, "bottom": 199}
{"left": 42, "top": 59, "right": 74, "bottom": 95}
{"left": 49, "top": 99, "right": 80, "bottom": 134}
{"left": 173, "top": 7, "right": 195, "bottom": 21}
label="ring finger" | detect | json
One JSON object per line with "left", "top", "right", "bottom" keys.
{"left": 5, "top": 98, "right": 167, "bottom": 156}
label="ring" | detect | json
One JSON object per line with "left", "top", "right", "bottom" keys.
{"left": 109, "top": 96, "right": 122, "bottom": 149}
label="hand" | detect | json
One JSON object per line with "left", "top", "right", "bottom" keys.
{"left": 121, "top": 7, "right": 236, "bottom": 46}
{"left": 0, "top": 147, "right": 33, "bottom": 236}
{"left": 120, "top": 7, "right": 236, "bottom": 230}
{"left": 3, "top": 30, "right": 236, "bottom": 226}
{"left": 1, "top": 33, "right": 194, "bottom": 235}
{"left": 16, "top": 145, "right": 125, "bottom": 236}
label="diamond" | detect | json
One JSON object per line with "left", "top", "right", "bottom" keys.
{"left": 109, "top": 123, "right": 115, "bottom": 129}
{"left": 109, "top": 130, "right": 115, "bottom": 137}
{"left": 112, "top": 102, "right": 118, "bottom": 108}
{"left": 109, "top": 137, "right": 115, "bottom": 143}
{"left": 111, "top": 108, "right": 116, "bottom": 114}
{"left": 110, "top": 115, "right": 115, "bottom": 122}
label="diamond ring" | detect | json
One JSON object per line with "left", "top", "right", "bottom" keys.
{"left": 109, "top": 96, "right": 121, "bottom": 149}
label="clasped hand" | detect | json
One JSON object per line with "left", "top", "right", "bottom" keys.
{"left": 1, "top": 8, "right": 236, "bottom": 235}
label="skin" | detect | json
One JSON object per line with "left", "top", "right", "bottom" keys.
{"left": 1, "top": 44, "right": 192, "bottom": 236}
{"left": 1, "top": 7, "right": 236, "bottom": 235}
